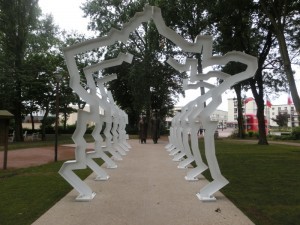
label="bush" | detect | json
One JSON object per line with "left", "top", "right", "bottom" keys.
{"left": 86, "top": 124, "right": 95, "bottom": 134}
{"left": 291, "top": 127, "right": 300, "bottom": 140}
{"left": 126, "top": 124, "right": 138, "bottom": 135}
{"left": 248, "top": 130, "right": 254, "bottom": 137}
{"left": 272, "top": 134, "right": 294, "bottom": 141}
{"left": 41, "top": 117, "right": 56, "bottom": 134}
{"left": 62, "top": 124, "right": 77, "bottom": 134}
{"left": 160, "top": 126, "right": 169, "bottom": 135}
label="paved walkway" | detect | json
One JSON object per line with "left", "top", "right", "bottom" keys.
{"left": 32, "top": 139, "right": 254, "bottom": 225}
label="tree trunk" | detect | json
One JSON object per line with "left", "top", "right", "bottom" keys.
{"left": 14, "top": 69, "right": 24, "bottom": 142}
{"left": 249, "top": 29, "right": 272, "bottom": 145}
{"left": 276, "top": 31, "right": 300, "bottom": 115}
{"left": 250, "top": 68, "right": 269, "bottom": 145}
{"left": 234, "top": 84, "right": 245, "bottom": 138}
{"left": 41, "top": 105, "right": 49, "bottom": 141}
{"left": 30, "top": 112, "right": 35, "bottom": 131}
{"left": 260, "top": 2, "right": 300, "bottom": 116}
{"left": 256, "top": 98, "right": 268, "bottom": 145}
{"left": 63, "top": 111, "right": 67, "bottom": 130}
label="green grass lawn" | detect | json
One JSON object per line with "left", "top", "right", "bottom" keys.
{"left": 0, "top": 161, "right": 99, "bottom": 225}
{"left": 0, "top": 139, "right": 299, "bottom": 225}
{"left": 200, "top": 139, "right": 300, "bottom": 225}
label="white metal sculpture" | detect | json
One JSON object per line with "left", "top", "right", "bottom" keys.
{"left": 60, "top": 4, "right": 257, "bottom": 201}
{"left": 107, "top": 91, "right": 131, "bottom": 152}
{"left": 59, "top": 52, "right": 132, "bottom": 201}
{"left": 168, "top": 46, "right": 257, "bottom": 200}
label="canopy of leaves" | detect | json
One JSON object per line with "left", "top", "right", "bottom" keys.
{"left": 272, "top": 113, "right": 289, "bottom": 127}
{"left": 82, "top": 0, "right": 186, "bottom": 126}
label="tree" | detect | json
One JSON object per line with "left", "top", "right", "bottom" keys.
{"left": 22, "top": 14, "right": 61, "bottom": 132}
{"left": 260, "top": 0, "right": 300, "bottom": 115}
{"left": 207, "top": 0, "right": 269, "bottom": 143}
{"left": 272, "top": 113, "right": 289, "bottom": 128}
{"left": 21, "top": 12, "right": 75, "bottom": 140}
{"left": 82, "top": 1, "right": 185, "bottom": 129}
{"left": 207, "top": 0, "right": 289, "bottom": 144}
{"left": 59, "top": 78, "right": 77, "bottom": 130}
{"left": 0, "top": 0, "right": 40, "bottom": 141}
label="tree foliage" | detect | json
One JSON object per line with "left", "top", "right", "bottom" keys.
{"left": 272, "top": 113, "right": 289, "bottom": 127}
{"left": 82, "top": 0, "right": 185, "bottom": 128}
{"left": 0, "top": 0, "right": 40, "bottom": 141}
{"left": 0, "top": 1, "right": 78, "bottom": 141}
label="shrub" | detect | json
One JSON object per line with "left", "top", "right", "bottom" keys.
{"left": 248, "top": 130, "right": 254, "bottom": 137}
{"left": 291, "top": 127, "right": 300, "bottom": 140}
{"left": 62, "top": 124, "right": 77, "bottom": 134}
{"left": 125, "top": 124, "right": 139, "bottom": 135}
{"left": 272, "top": 134, "right": 294, "bottom": 140}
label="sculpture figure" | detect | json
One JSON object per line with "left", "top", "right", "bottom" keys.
{"left": 59, "top": 52, "right": 132, "bottom": 201}
{"left": 168, "top": 47, "right": 257, "bottom": 200}
{"left": 61, "top": 4, "right": 257, "bottom": 202}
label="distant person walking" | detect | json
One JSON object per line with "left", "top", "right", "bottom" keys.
{"left": 151, "top": 112, "right": 160, "bottom": 144}
{"left": 139, "top": 116, "right": 148, "bottom": 144}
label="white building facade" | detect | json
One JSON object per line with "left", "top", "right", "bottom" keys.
{"left": 167, "top": 106, "right": 228, "bottom": 129}
{"left": 227, "top": 98, "right": 299, "bottom": 128}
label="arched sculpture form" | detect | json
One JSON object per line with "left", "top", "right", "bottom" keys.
{"left": 59, "top": 53, "right": 132, "bottom": 201}
{"left": 61, "top": 5, "right": 217, "bottom": 201}
{"left": 61, "top": 4, "right": 257, "bottom": 201}
{"left": 168, "top": 51, "right": 257, "bottom": 200}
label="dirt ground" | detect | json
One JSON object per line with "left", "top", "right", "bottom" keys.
{"left": 0, "top": 137, "right": 169, "bottom": 170}
{"left": 0, "top": 146, "right": 76, "bottom": 169}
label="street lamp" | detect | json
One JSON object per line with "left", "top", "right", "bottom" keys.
{"left": 54, "top": 69, "right": 62, "bottom": 162}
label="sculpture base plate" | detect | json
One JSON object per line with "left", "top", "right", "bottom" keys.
{"left": 184, "top": 176, "right": 198, "bottom": 181}
{"left": 106, "top": 165, "right": 118, "bottom": 169}
{"left": 76, "top": 192, "right": 96, "bottom": 202}
{"left": 196, "top": 193, "right": 216, "bottom": 202}
{"left": 95, "top": 175, "right": 109, "bottom": 181}
{"left": 177, "top": 165, "right": 188, "bottom": 169}
{"left": 112, "top": 156, "right": 123, "bottom": 161}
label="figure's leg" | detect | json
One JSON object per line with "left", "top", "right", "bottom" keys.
{"left": 111, "top": 119, "right": 125, "bottom": 158}
{"left": 165, "top": 129, "right": 173, "bottom": 149}
{"left": 166, "top": 128, "right": 176, "bottom": 151}
{"left": 102, "top": 119, "right": 120, "bottom": 167}
{"left": 185, "top": 124, "right": 208, "bottom": 181}
{"left": 86, "top": 120, "right": 110, "bottom": 180}
{"left": 178, "top": 127, "right": 194, "bottom": 168}
{"left": 116, "top": 125, "right": 129, "bottom": 151}
{"left": 197, "top": 120, "right": 229, "bottom": 201}
{"left": 172, "top": 127, "right": 185, "bottom": 161}
{"left": 86, "top": 152, "right": 110, "bottom": 180}
{"left": 59, "top": 110, "right": 95, "bottom": 201}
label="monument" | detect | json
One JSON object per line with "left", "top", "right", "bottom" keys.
{"left": 60, "top": 5, "right": 257, "bottom": 201}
